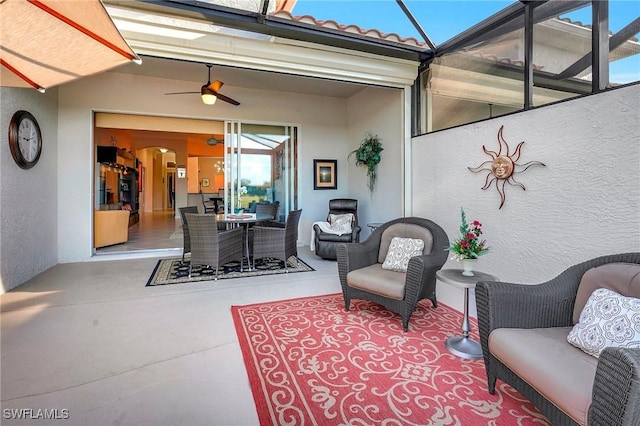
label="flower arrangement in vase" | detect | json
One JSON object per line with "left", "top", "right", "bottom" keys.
{"left": 349, "top": 133, "right": 383, "bottom": 193}
{"left": 448, "top": 208, "right": 489, "bottom": 276}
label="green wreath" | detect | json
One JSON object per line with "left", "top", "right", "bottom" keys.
{"left": 349, "top": 133, "right": 383, "bottom": 193}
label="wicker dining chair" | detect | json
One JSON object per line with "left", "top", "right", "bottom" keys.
{"left": 178, "top": 206, "right": 199, "bottom": 263}
{"left": 252, "top": 209, "right": 302, "bottom": 271}
{"left": 184, "top": 213, "right": 244, "bottom": 280}
{"left": 255, "top": 202, "right": 279, "bottom": 222}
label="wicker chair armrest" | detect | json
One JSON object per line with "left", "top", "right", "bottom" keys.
{"left": 351, "top": 225, "right": 362, "bottom": 242}
{"left": 261, "top": 220, "right": 285, "bottom": 228}
{"left": 337, "top": 242, "right": 379, "bottom": 271}
{"left": 253, "top": 225, "right": 285, "bottom": 237}
{"left": 589, "top": 347, "right": 640, "bottom": 426}
{"left": 218, "top": 226, "right": 244, "bottom": 243}
{"left": 476, "top": 279, "right": 578, "bottom": 332}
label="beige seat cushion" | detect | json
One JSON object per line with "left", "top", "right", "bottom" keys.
{"left": 490, "top": 327, "right": 597, "bottom": 425}
{"left": 347, "top": 263, "right": 406, "bottom": 300}
{"left": 573, "top": 262, "right": 640, "bottom": 324}
{"left": 378, "top": 223, "right": 433, "bottom": 263}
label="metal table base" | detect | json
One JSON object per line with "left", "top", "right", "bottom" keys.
{"left": 436, "top": 269, "right": 498, "bottom": 360}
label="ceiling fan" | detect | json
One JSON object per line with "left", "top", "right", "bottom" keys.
{"left": 164, "top": 64, "right": 240, "bottom": 106}
{"left": 207, "top": 135, "right": 224, "bottom": 146}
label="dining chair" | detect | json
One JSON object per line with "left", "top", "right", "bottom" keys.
{"left": 200, "top": 190, "right": 216, "bottom": 214}
{"left": 255, "top": 203, "right": 279, "bottom": 220}
{"left": 178, "top": 206, "right": 199, "bottom": 263}
{"left": 184, "top": 213, "right": 244, "bottom": 280}
{"left": 252, "top": 209, "right": 302, "bottom": 271}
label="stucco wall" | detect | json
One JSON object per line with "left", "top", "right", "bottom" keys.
{"left": 412, "top": 84, "right": 640, "bottom": 313}
{"left": 0, "top": 87, "right": 59, "bottom": 293}
{"left": 347, "top": 86, "right": 405, "bottom": 239}
{"left": 57, "top": 71, "right": 405, "bottom": 262}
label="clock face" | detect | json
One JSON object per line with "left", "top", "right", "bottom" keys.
{"left": 18, "top": 117, "right": 39, "bottom": 162}
{"left": 8, "top": 110, "right": 42, "bottom": 169}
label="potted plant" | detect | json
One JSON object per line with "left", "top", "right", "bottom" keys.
{"left": 448, "top": 208, "right": 489, "bottom": 276}
{"left": 349, "top": 133, "right": 383, "bottom": 193}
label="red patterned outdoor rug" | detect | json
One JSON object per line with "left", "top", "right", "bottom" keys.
{"left": 232, "top": 293, "right": 550, "bottom": 426}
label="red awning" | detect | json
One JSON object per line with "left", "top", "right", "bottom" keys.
{"left": 0, "top": 0, "right": 140, "bottom": 91}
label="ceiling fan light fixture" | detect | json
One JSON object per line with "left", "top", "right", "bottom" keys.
{"left": 201, "top": 93, "right": 217, "bottom": 105}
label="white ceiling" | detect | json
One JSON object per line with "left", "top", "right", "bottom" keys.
{"left": 110, "top": 55, "right": 369, "bottom": 99}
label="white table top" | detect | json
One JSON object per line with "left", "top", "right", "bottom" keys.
{"left": 436, "top": 269, "right": 498, "bottom": 289}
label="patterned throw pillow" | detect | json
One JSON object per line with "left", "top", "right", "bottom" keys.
{"left": 328, "top": 213, "right": 353, "bottom": 234}
{"left": 381, "top": 237, "right": 425, "bottom": 272}
{"left": 567, "top": 288, "right": 640, "bottom": 358}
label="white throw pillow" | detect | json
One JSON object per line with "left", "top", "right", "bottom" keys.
{"left": 381, "top": 237, "right": 425, "bottom": 272}
{"left": 567, "top": 288, "right": 640, "bottom": 358}
{"left": 328, "top": 213, "right": 353, "bottom": 234}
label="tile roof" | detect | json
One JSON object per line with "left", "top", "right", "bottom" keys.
{"left": 462, "top": 50, "right": 545, "bottom": 71}
{"left": 270, "top": 11, "right": 428, "bottom": 49}
{"left": 558, "top": 16, "right": 639, "bottom": 42}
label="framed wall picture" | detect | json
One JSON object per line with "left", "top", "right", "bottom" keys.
{"left": 202, "top": 178, "right": 210, "bottom": 187}
{"left": 314, "top": 159, "right": 337, "bottom": 190}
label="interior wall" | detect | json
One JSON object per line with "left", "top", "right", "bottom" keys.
{"left": 0, "top": 87, "right": 59, "bottom": 293}
{"left": 346, "top": 86, "right": 405, "bottom": 239}
{"left": 412, "top": 84, "right": 640, "bottom": 312}
{"left": 57, "top": 70, "right": 354, "bottom": 262}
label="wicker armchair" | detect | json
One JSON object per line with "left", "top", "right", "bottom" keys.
{"left": 475, "top": 252, "right": 640, "bottom": 426}
{"left": 178, "top": 206, "right": 199, "bottom": 263}
{"left": 336, "top": 217, "right": 449, "bottom": 331}
{"left": 184, "top": 213, "right": 244, "bottom": 280}
{"left": 313, "top": 198, "right": 361, "bottom": 260}
{"left": 252, "top": 209, "right": 302, "bottom": 271}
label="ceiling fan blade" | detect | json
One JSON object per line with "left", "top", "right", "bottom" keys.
{"left": 213, "top": 91, "right": 240, "bottom": 106}
{"left": 164, "top": 91, "right": 200, "bottom": 95}
{"left": 208, "top": 80, "right": 223, "bottom": 92}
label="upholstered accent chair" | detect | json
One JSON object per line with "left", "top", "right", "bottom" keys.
{"left": 184, "top": 213, "right": 244, "bottom": 280}
{"left": 178, "top": 206, "right": 199, "bottom": 263}
{"left": 336, "top": 217, "right": 449, "bottom": 331}
{"left": 252, "top": 209, "right": 302, "bottom": 271}
{"left": 475, "top": 253, "right": 640, "bottom": 426}
{"left": 313, "top": 198, "right": 361, "bottom": 260}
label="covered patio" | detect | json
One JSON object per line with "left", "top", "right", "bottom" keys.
{"left": 0, "top": 0, "right": 638, "bottom": 423}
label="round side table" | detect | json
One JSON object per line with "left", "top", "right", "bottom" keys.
{"left": 367, "top": 222, "right": 383, "bottom": 232}
{"left": 436, "top": 269, "right": 498, "bottom": 360}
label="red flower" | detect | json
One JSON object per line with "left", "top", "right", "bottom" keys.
{"left": 460, "top": 240, "right": 470, "bottom": 249}
{"left": 466, "top": 232, "right": 475, "bottom": 240}
{"left": 472, "top": 220, "right": 482, "bottom": 227}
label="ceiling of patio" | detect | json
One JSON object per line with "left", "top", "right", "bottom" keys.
{"left": 111, "top": 55, "right": 369, "bottom": 99}
{"left": 102, "top": 54, "right": 376, "bottom": 150}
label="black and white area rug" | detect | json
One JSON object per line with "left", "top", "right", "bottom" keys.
{"left": 146, "top": 256, "right": 314, "bottom": 286}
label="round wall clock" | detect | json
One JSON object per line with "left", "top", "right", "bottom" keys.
{"left": 8, "top": 110, "right": 42, "bottom": 169}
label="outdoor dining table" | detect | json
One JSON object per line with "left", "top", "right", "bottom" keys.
{"left": 215, "top": 213, "right": 274, "bottom": 270}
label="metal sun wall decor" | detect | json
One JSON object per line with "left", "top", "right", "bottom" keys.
{"left": 468, "top": 125, "right": 545, "bottom": 209}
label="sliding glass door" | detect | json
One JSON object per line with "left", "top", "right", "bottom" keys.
{"left": 223, "top": 121, "right": 298, "bottom": 220}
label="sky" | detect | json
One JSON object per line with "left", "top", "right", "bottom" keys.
{"left": 291, "top": 1, "right": 640, "bottom": 45}
{"left": 292, "top": 0, "right": 512, "bottom": 45}
{"left": 291, "top": 0, "right": 640, "bottom": 82}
